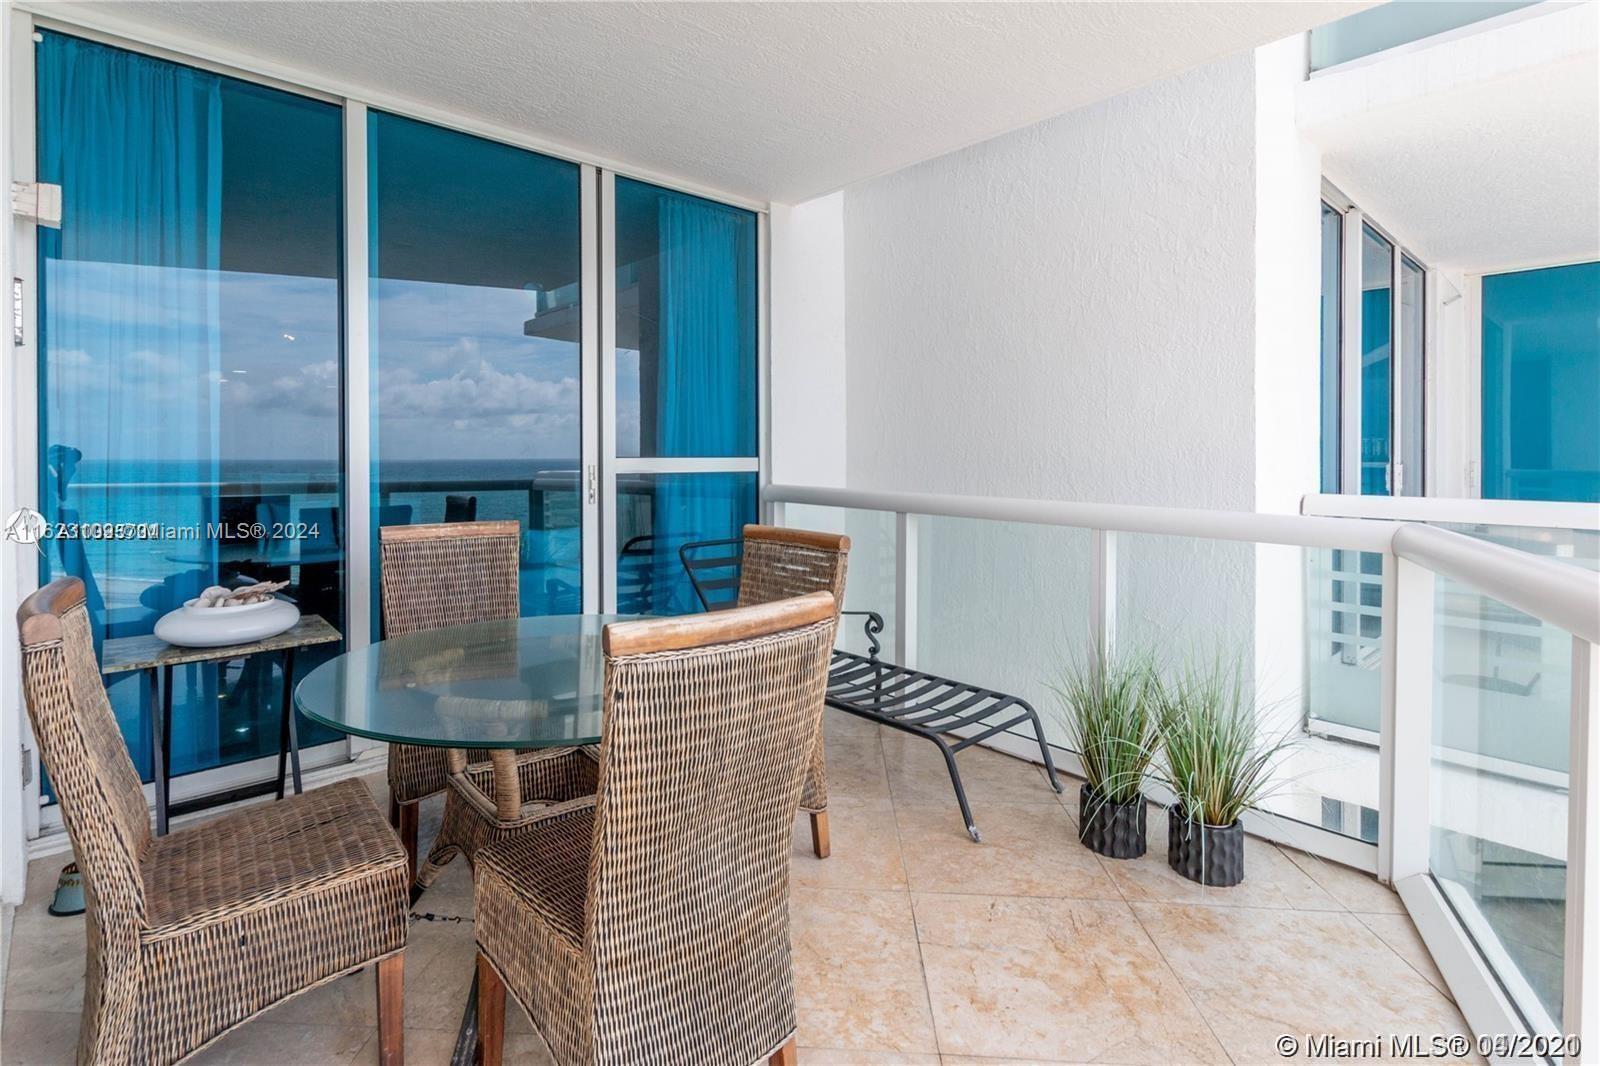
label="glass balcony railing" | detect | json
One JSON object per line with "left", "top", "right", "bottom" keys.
{"left": 1310, "top": 0, "right": 1544, "bottom": 72}
{"left": 766, "top": 482, "right": 1600, "bottom": 1047}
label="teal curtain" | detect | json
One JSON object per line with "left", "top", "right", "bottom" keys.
{"left": 650, "top": 193, "right": 756, "bottom": 613}
{"left": 36, "top": 31, "right": 224, "bottom": 774}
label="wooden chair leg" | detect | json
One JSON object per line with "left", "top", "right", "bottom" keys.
{"left": 809, "top": 809, "right": 831, "bottom": 859}
{"left": 769, "top": 1036, "right": 797, "bottom": 1066}
{"left": 396, "top": 801, "right": 419, "bottom": 883}
{"left": 376, "top": 953, "right": 404, "bottom": 1066}
{"left": 476, "top": 952, "right": 507, "bottom": 1066}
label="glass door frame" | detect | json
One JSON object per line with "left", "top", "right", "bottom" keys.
{"left": 1324, "top": 180, "right": 1431, "bottom": 499}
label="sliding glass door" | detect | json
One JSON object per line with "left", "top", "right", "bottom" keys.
{"left": 607, "top": 176, "right": 760, "bottom": 613}
{"left": 28, "top": 32, "right": 764, "bottom": 811}
{"left": 368, "top": 112, "right": 587, "bottom": 623}
{"left": 35, "top": 30, "right": 347, "bottom": 784}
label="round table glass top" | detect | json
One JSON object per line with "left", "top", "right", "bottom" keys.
{"left": 295, "top": 614, "right": 629, "bottom": 749}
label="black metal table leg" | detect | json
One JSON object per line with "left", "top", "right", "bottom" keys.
{"left": 449, "top": 970, "right": 480, "bottom": 1066}
{"left": 157, "top": 664, "right": 174, "bottom": 836}
{"left": 146, "top": 667, "right": 166, "bottom": 836}
{"left": 276, "top": 646, "right": 302, "bottom": 799}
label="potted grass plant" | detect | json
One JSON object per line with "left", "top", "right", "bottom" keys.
{"left": 1155, "top": 652, "right": 1295, "bottom": 887}
{"left": 1051, "top": 643, "right": 1160, "bottom": 859}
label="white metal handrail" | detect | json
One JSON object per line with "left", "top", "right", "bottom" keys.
{"left": 1394, "top": 523, "right": 1600, "bottom": 645}
{"left": 767, "top": 483, "right": 1400, "bottom": 551}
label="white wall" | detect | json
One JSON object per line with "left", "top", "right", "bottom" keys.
{"left": 769, "top": 193, "right": 846, "bottom": 488}
{"left": 841, "top": 54, "right": 1258, "bottom": 510}
{"left": 830, "top": 49, "right": 1279, "bottom": 725}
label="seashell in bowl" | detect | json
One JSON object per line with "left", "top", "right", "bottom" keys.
{"left": 154, "top": 587, "right": 300, "bottom": 648}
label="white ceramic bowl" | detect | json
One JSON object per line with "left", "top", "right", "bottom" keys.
{"left": 153, "top": 596, "right": 301, "bottom": 648}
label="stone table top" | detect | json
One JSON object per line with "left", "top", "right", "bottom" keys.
{"left": 100, "top": 615, "right": 342, "bottom": 674}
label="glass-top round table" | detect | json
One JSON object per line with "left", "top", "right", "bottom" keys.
{"left": 295, "top": 614, "right": 630, "bottom": 749}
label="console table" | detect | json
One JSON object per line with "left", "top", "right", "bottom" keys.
{"left": 100, "top": 615, "right": 342, "bottom": 835}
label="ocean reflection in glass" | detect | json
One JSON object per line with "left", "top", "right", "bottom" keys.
{"left": 35, "top": 31, "right": 346, "bottom": 786}
{"left": 368, "top": 112, "right": 584, "bottom": 624}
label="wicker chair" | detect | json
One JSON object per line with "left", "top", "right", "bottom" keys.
{"left": 379, "top": 520, "right": 521, "bottom": 877}
{"left": 379, "top": 520, "right": 595, "bottom": 886}
{"left": 735, "top": 524, "right": 850, "bottom": 858}
{"left": 472, "top": 592, "right": 838, "bottom": 1066}
{"left": 16, "top": 578, "right": 409, "bottom": 1066}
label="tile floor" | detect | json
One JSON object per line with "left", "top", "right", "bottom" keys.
{"left": 2, "top": 711, "right": 1474, "bottom": 1064}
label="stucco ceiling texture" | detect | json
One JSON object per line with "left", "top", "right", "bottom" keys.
{"left": 70, "top": 0, "right": 1362, "bottom": 204}
{"left": 1314, "top": 53, "right": 1599, "bottom": 272}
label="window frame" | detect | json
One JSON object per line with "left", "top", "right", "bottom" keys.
{"left": 1321, "top": 180, "right": 1431, "bottom": 497}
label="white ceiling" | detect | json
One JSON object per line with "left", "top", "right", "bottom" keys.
{"left": 1300, "top": 3, "right": 1600, "bottom": 272}
{"left": 48, "top": 0, "right": 1364, "bottom": 205}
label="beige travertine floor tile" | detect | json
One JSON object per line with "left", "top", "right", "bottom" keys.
{"left": 819, "top": 728, "right": 894, "bottom": 806}
{"left": 792, "top": 888, "right": 939, "bottom": 1055}
{"left": 1, "top": 1009, "right": 79, "bottom": 1065}
{"left": 940, "top": 1058, "right": 1096, "bottom": 1065}
{"left": 880, "top": 733, "right": 1060, "bottom": 809}
{"left": 912, "top": 893, "right": 1229, "bottom": 1064}
{"left": 894, "top": 803, "right": 1120, "bottom": 901}
{"left": 823, "top": 707, "right": 885, "bottom": 741}
{"left": 1104, "top": 808, "right": 1343, "bottom": 912}
{"left": 1357, "top": 912, "right": 1453, "bottom": 1002}
{"left": 798, "top": 1049, "right": 941, "bottom": 1064}
{"left": 2, "top": 928, "right": 86, "bottom": 1014}
{"left": 190, "top": 1019, "right": 373, "bottom": 1064}
{"left": 1132, "top": 902, "right": 1478, "bottom": 1065}
{"left": 1280, "top": 847, "right": 1405, "bottom": 914}
{"left": 792, "top": 801, "right": 908, "bottom": 891}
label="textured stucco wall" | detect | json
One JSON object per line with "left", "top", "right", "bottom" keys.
{"left": 839, "top": 51, "right": 1264, "bottom": 728}
{"left": 843, "top": 53, "right": 1257, "bottom": 511}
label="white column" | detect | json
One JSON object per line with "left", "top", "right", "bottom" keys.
{"left": 1380, "top": 553, "right": 1434, "bottom": 883}
{"left": 1564, "top": 637, "right": 1599, "bottom": 1051}
{"left": 894, "top": 512, "right": 918, "bottom": 668}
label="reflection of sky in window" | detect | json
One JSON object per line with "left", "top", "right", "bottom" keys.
{"left": 616, "top": 347, "right": 641, "bottom": 457}
{"left": 43, "top": 259, "right": 340, "bottom": 465}
{"left": 373, "top": 278, "right": 580, "bottom": 462}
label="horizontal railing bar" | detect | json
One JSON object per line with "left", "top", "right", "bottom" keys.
{"left": 1303, "top": 492, "right": 1600, "bottom": 531}
{"left": 1393, "top": 525, "right": 1600, "bottom": 645}
{"left": 768, "top": 482, "right": 1598, "bottom": 641}
{"left": 765, "top": 483, "right": 1400, "bottom": 551}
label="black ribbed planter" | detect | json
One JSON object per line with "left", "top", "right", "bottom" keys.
{"left": 1078, "top": 783, "right": 1147, "bottom": 859}
{"left": 1167, "top": 810, "right": 1245, "bottom": 886}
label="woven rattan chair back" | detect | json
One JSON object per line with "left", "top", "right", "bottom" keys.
{"left": 735, "top": 525, "right": 850, "bottom": 616}
{"left": 378, "top": 520, "right": 521, "bottom": 638}
{"left": 17, "top": 579, "right": 151, "bottom": 1057}
{"left": 379, "top": 519, "right": 524, "bottom": 874}
{"left": 587, "top": 593, "right": 837, "bottom": 1063}
{"left": 734, "top": 525, "right": 849, "bottom": 849}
